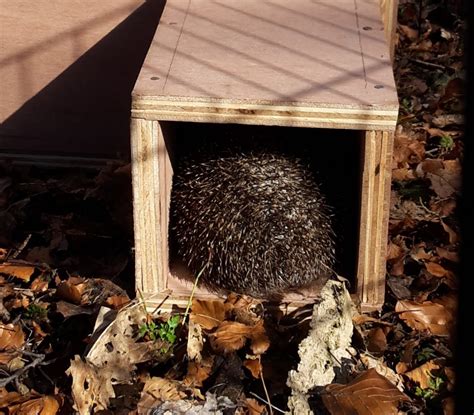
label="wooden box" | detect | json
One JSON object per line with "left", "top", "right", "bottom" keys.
{"left": 131, "top": 0, "right": 399, "bottom": 311}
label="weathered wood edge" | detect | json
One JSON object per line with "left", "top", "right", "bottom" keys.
{"left": 131, "top": 118, "right": 165, "bottom": 296}
{"left": 380, "top": 0, "right": 399, "bottom": 61}
{"left": 358, "top": 130, "right": 394, "bottom": 312}
{"left": 132, "top": 97, "right": 398, "bottom": 131}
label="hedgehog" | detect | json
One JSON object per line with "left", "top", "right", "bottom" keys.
{"left": 170, "top": 150, "right": 336, "bottom": 298}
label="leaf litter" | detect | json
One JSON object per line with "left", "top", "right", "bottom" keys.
{"left": 0, "top": 0, "right": 463, "bottom": 413}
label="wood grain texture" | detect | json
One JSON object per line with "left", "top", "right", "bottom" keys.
{"left": 358, "top": 130, "right": 394, "bottom": 311}
{"left": 132, "top": 0, "right": 398, "bottom": 130}
{"left": 131, "top": 118, "right": 167, "bottom": 296}
{"left": 379, "top": 0, "right": 399, "bottom": 60}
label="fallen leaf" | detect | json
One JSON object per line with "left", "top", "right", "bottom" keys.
{"left": 417, "top": 159, "right": 461, "bottom": 198}
{"left": 9, "top": 395, "right": 61, "bottom": 415}
{"left": 66, "top": 356, "right": 115, "bottom": 415}
{"left": 441, "top": 220, "right": 459, "bottom": 244}
{"left": 410, "top": 244, "right": 433, "bottom": 262}
{"left": 399, "top": 24, "right": 419, "bottom": 40}
{"left": 425, "top": 262, "right": 449, "bottom": 277}
{"left": 210, "top": 321, "right": 249, "bottom": 353}
{"left": 245, "top": 398, "right": 266, "bottom": 415}
{"left": 243, "top": 357, "right": 262, "bottom": 379}
{"left": 396, "top": 299, "right": 454, "bottom": 336}
{"left": 30, "top": 276, "right": 50, "bottom": 293}
{"left": 137, "top": 377, "right": 186, "bottom": 412}
{"left": 322, "top": 369, "right": 410, "bottom": 415}
{"left": 387, "top": 241, "right": 404, "bottom": 261}
{"left": 360, "top": 354, "right": 404, "bottom": 391}
{"left": 431, "top": 114, "right": 463, "bottom": 128}
{"left": 105, "top": 295, "right": 130, "bottom": 309}
{"left": 0, "top": 263, "right": 35, "bottom": 282}
{"left": 56, "top": 278, "right": 86, "bottom": 304}
{"left": 210, "top": 320, "right": 269, "bottom": 355}
{"left": 396, "top": 362, "right": 409, "bottom": 374}
{"left": 191, "top": 299, "right": 228, "bottom": 330}
{"left": 249, "top": 320, "right": 270, "bottom": 355}
{"left": 0, "top": 323, "right": 25, "bottom": 350}
{"left": 55, "top": 301, "right": 94, "bottom": 319}
{"left": 436, "top": 247, "right": 459, "bottom": 263}
{"left": 404, "top": 360, "right": 440, "bottom": 389}
{"left": 366, "top": 327, "right": 388, "bottom": 354}
{"left": 183, "top": 357, "right": 214, "bottom": 387}
{"left": 430, "top": 199, "right": 456, "bottom": 217}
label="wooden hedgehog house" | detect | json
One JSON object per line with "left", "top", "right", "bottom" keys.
{"left": 131, "top": 0, "right": 399, "bottom": 312}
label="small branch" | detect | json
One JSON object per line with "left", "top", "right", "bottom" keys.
{"left": 409, "top": 58, "right": 445, "bottom": 71}
{"left": 248, "top": 391, "right": 285, "bottom": 414}
{"left": 259, "top": 357, "right": 274, "bottom": 415}
{"left": 0, "top": 353, "right": 45, "bottom": 387}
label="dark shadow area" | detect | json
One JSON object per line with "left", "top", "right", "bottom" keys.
{"left": 0, "top": 0, "right": 165, "bottom": 158}
{"left": 166, "top": 122, "right": 361, "bottom": 291}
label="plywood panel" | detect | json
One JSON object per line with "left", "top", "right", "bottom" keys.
{"left": 132, "top": 0, "right": 398, "bottom": 129}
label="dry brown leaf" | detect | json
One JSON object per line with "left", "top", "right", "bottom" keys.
{"left": 0, "top": 323, "right": 25, "bottom": 350}
{"left": 436, "top": 247, "right": 459, "bottom": 263}
{"left": 425, "top": 262, "right": 449, "bottom": 277}
{"left": 399, "top": 24, "right": 419, "bottom": 40}
{"left": 441, "top": 220, "right": 459, "bottom": 244}
{"left": 417, "top": 159, "right": 462, "bottom": 198}
{"left": 56, "top": 278, "right": 86, "bottom": 304}
{"left": 55, "top": 301, "right": 94, "bottom": 319}
{"left": 191, "top": 299, "right": 228, "bottom": 330}
{"left": 243, "top": 357, "right": 262, "bottom": 379}
{"left": 183, "top": 357, "right": 214, "bottom": 387}
{"left": 396, "top": 362, "right": 409, "bottom": 374}
{"left": 245, "top": 398, "right": 266, "bottom": 415}
{"left": 366, "top": 327, "right": 388, "bottom": 354}
{"left": 30, "top": 277, "right": 49, "bottom": 293}
{"left": 322, "top": 369, "right": 410, "bottom": 415}
{"left": 250, "top": 320, "right": 270, "bottom": 355}
{"left": 210, "top": 321, "right": 250, "bottom": 353}
{"left": 430, "top": 198, "right": 456, "bottom": 217}
{"left": 410, "top": 244, "right": 433, "bottom": 262}
{"left": 387, "top": 241, "right": 404, "bottom": 261}
{"left": 396, "top": 299, "right": 454, "bottom": 336}
{"left": 431, "top": 114, "right": 464, "bottom": 128}
{"left": 138, "top": 377, "right": 186, "bottom": 412}
{"left": 404, "top": 360, "right": 440, "bottom": 389}
{"left": 105, "top": 295, "right": 130, "bottom": 309}
{"left": 9, "top": 395, "right": 61, "bottom": 415}
{"left": 360, "top": 354, "right": 404, "bottom": 391}
{"left": 0, "top": 263, "right": 35, "bottom": 282}
{"left": 210, "top": 320, "right": 269, "bottom": 355}
{"left": 66, "top": 355, "right": 115, "bottom": 415}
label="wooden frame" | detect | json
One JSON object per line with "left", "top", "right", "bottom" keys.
{"left": 131, "top": 0, "right": 399, "bottom": 311}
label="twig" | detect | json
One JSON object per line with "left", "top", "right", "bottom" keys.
{"left": 0, "top": 353, "right": 46, "bottom": 387}
{"left": 248, "top": 391, "right": 285, "bottom": 414}
{"left": 409, "top": 58, "right": 445, "bottom": 71}
{"left": 259, "top": 357, "right": 274, "bottom": 415}
{"left": 10, "top": 234, "right": 31, "bottom": 259}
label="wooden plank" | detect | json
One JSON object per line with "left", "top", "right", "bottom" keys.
{"left": 357, "top": 130, "right": 394, "bottom": 311}
{"left": 379, "top": 0, "right": 399, "bottom": 60}
{"left": 132, "top": 0, "right": 398, "bottom": 130}
{"left": 131, "top": 118, "right": 165, "bottom": 296}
